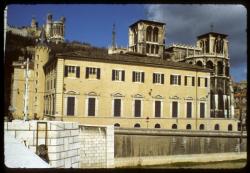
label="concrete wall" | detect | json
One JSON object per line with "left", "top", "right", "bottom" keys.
{"left": 79, "top": 125, "right": 114, "bottom": 168}
{"left": 4, "top": 120, "right": 115, "bottom": 168}
{"left": 115, "top": 128, "right": 247, "bottom": 158}
{"left": 4, "top": 120, "right": 80, "bottom": 168}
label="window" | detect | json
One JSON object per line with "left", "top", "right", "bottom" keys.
{"left": 67, "top": 97, "right": 75, "bottom": 116}
{"left": 172, "top": 124, "right": 177, "bottom": 129}
{"left": 228, "top": 124, "right": 233, "bottom": 131}
{"left": 198, "top": 77, "right": 208, "bottom": 87}
{"left": 112, "top": 70, "right": 125, "bottom": 81}
{"left": 153, "top": 73, "right": 164, "bottom": 84}
{"left": 134, "top": 100, "right": 141, "bottom": 117}
{"left": 155, "top": 123, "right": 161, "bottom": 128}
{"left": 155, "top": 101, "right": 161, "bottom": 117}
{"left": 170, "top": 75, "right": 181, "bottom": 85}
{"left": 200, "top": 102, "right": 205, "bottom": 118}
{"left": 172, "top": 101, "right": 178, "bottom": 118}
{"left": 186, "top": 102, "right": 192, "bottom": 118}
{"left": 114, "top": 123, "right": 120, "bottom": 127}
{"left": 134, "top": 123, "right": 140, "bottom": 128}
{"left": 88, "top": 98, "right": 96, "bottom": 116}
{"left": 86, "top": 67, "right": 100, "bottom": 79}
{"left": 64, "top": 65, "right": 80, "bottom": 78}
{"left": 54, "top": 78, "right": 56, "bottom": 88}
{"left": 199, "top": 124, "right": 205, "bottom": 130}
{"left": 132, "top": 71, "right": 144, "bottom": 83}
{"left": 215, "top": 124, "right": 220, "bottom": 130}
{"left": 185, "top": 76, "right": 195, "bottom": 86}
{"left": 186, "top": 124, "right": 192, "bottom": 130}
{"left": 114, "top": 99, "right": 121, "bottom": 117}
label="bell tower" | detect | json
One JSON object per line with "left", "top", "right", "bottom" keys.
{"left": 128, "top": 20, "right": 165, "bottom": 58}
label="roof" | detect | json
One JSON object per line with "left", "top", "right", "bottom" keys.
{"left": 53, "top": 49, "right": 212, "bottom": 73}
{"left": 197, "top": 32, "right": 228, "bottom": 39}
{"left": 129, "top": 19, "right": 165, "bottom": 28}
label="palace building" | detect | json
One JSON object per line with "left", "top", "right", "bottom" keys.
{"left": 10, "top": 19, "right": 239, "bottom": 131}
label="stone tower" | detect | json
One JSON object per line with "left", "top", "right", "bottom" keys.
{"left": 45, "top": 13, "right": 53, "bottom": 38}
{"left": 128, "top": 20, "right": 165, "bottom": 58}
{"left": 186, "top": 32, "right": 233, "bottom": 118}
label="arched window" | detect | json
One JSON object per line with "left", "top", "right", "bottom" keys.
{"left": 215, "top": 124, "right": 220, "bottom": 130}
{"left": 146, "top": 44, "right": 150, "bottom": 53}
{"left": 155, "top": 45, "right": 159, "bottom": 54}
{"left": 172, "top": 124, "right": 177, "bottom": 129}
{"left": 155, "top": 123, "right": 161, "bottom": 128}
{"left": 199, "top": 124, "right": 205, "bottom": 130}
{"left": 206, "top": 61, "right": 214, "bottom": 69}
{"left": 218, "top": 90, "right": 224, "bottom": 110}
{"left": 196, "top": 61, "right": 203, "bottom": 67}
{"left": 114, "top": 123, "right": 120, "bottom": 127}
{"left": 189, "top": 61, "right": 193, "bottom": 65}
{"left": 146, "top": 26, "right": 152, "bottom": 41}
{"left": 217, "top": 61, "right": 224, "bottom": 75}
{"left": 228, "top": 124, "right": 233, "bottom": 131}
{"left": 134, "top": 123, "right": 140, "bottom": 128}
{"left": 153, "top": 27, "right": 159, "bottom": 42}
{"left": 186, "top": 124, "right": 192, "bottom": 130}
{"left": 151, "top": 45, "right": 155, "bottom": 54}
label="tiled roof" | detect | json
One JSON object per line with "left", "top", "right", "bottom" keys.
{"left": 56, "top": 50, "right": 212, "bottom": 72}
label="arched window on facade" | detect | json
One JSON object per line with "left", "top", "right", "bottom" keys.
{"left": 146, "top": 26, "right": 152, "bottom": 41}
{"left": 186, "top": 124, "right": 192, "bottom": 130}
{"left": 215, "top": 124, "right": 220, "bottom": 130}
{"left": 134, "top": 123, "right": 141, "bottom": 128}
{"left": 155, "top": 123, "right": 161, "bottom": 128}
{"left": 114, "top": 123, "right": 120, "bottom": 127}
{"left": 217, "top": 61, "right": 224, "bottom": 75}
{"left": 218, "top": 90, "right": 224, "bottom": 110}
{"left": 228, "top": 124, "right": 233, "bottom": 131}
{"left": 196, "top": 61, "right": 203, "bottom": 67}
{"left": 153, "top": 27, "right": 159, "bottom": 42}
{"left": 133, "top": 29, "right": 138, "bottom": 45}
{"left": 189, "top": 61, "right": 193, "bottom": 65}
{"left": 206, "top": 61, "right": 214, "bottom": 69}
{"left": 199, "top": 124, "right": 205, "bottom": 130}
{"left": 146, "top": 44, "right": 150, "bottom": 53}
{"left": 172, "top": 124, "right": 177, "bottom": 129}
{"left": 155, "top": 45, "right": 159, "bottom": 54}
{"left": 151, "top": 45, "right": 155, "bottom": 54}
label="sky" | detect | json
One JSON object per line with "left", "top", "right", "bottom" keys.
{"left": 7, "top": 4, "right": 247, "bottom": 82}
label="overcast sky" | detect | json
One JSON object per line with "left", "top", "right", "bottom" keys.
{"left": 7, "top": 4, "right": 247, "bottom": 82}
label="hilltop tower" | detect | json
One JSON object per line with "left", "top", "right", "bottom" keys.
{"left": 128, "top": 20, "right": 165, "bottom": 58}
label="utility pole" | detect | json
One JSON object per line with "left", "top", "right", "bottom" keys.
{"left": 24, "top": 57, "right": 29, "bottom": 121}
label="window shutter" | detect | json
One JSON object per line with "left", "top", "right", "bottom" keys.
{"left": 170, "top": 75, "right": 173, "bottom": 84}
{"left": 155, "top": 101, "right": 161, "bottom": 117}
{"left": 134, "top": 100, "right": 141, "bottom": 117}
{"left": 200, "top": 103, "right": 205, "bottom": 118}
{"left": 184, "top": 76, "right": 187, "bottom": 86}
{"left": 132, "top": 72, "right": 135, "bottom": 82}
{"left": 86, "top": 67, "right": 89, "bottom": 78}
{"left": 153, "top": 73, "right": 155, "bottom": 83}
{"left": 122, "top": 71, "right": 125, "bottom": 81}
{"left": 172, "top": 101, "right": 178, "bottom": 118}
{"left": 192, "top": 77, "right": 195, "bottom": 86}
{"left": 97, "top": 68, "right": 100, "bottom": 79}
{"left": 161, "top": 74, "right": 164, "bottom": 84}
{"left": 76, "top": 66, "right": 80, "bottom": 78}
{"left": 88, "top": 98, "right": 95, "bottom": 116}
{"left": 114, "top": 99, "right": 121, "bottom": 117}
{"left": 64, "top": 65, "right": 68, "bottom": 77}
{"left": 178, "top": 75, "right": 181, "bottom": 85}
{"left": 141, "top": 72, "right": 144, "bottom": 83}
{"left": 187, "top": 102, "right": 192, "bottom": 118}
{"left": 205, "top": 78, "right": 208, "bottom": 87}
{"left": 67, "top": 97, "right": 75, "bottom": 116}
{"left": 198, "top": 77, "right": 200, "bottom": 86}
{"left": 112, "top": 70, "right": 115, "bottom": 81}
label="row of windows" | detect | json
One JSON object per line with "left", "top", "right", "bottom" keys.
{"left": 66, "top": 97, "right": 206, "bottom": 118}
{"left": 64, "top": 66, "right": 208, "bottom": 87}
{"left": 114, "top": 123, "right": 234, "bottom": 131}
{"left": 46, "top": 78, "right": 56, "bottom": 91}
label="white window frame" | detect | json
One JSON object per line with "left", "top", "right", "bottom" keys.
{"left": 85, "top": 96, "right": 98, "bottom": 117}
{"left": 170, "top": 100, "right": 179, "bottom": 118}
{"left": 112, "top": 97, "right": 123, "bottom": 117}
{"left": 199, "top": 101, "right": 206, "bottom": 118}
{"left": 132, "top": 98, "right": 144, "bottom": 118}
{"left": 133, "top": 70, "right": 144, "bottom": 83}
{"left": 153, "top": 72, "right": 164, "bottom": 84}
{"left": 171, "top": 74, "right": 181, "bottom": 86}
{"left": 113, "top": 69, "right": 124, "bottom": 82}
{"left": 64, "top": 95, "right": 78, "bottom": 116}
{"left": 185, "top": 101, "right": 193, "bottom": 118}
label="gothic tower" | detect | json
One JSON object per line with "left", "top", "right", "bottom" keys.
{"left": 128, "top": 20, "right": 165, "bottom": 58}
